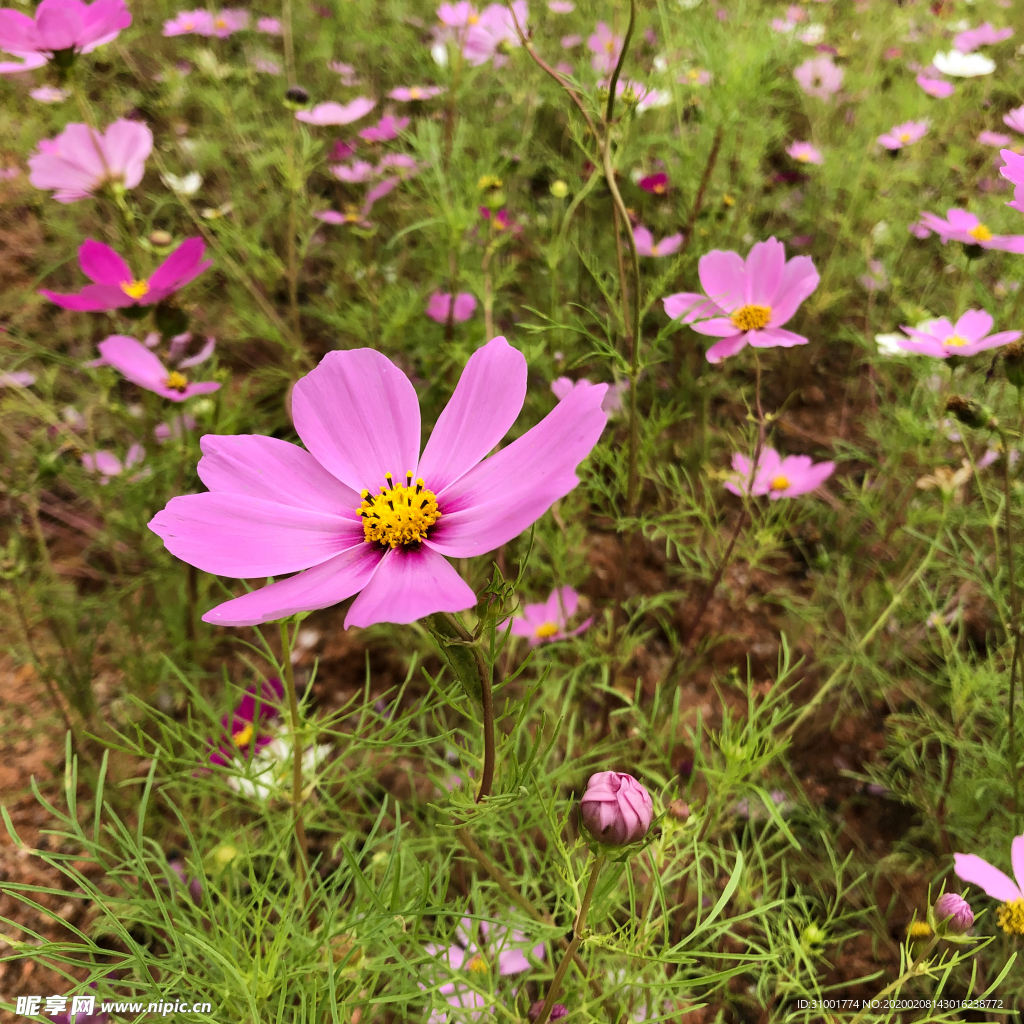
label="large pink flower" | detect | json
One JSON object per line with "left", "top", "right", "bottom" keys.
{"left": 41, "top": 237, "right": 211, "bottom": 311}
{"left": 896, "top": 310, "right": 1020, "bottom": 358}
{"left": 793, "top": 55, "right": 843, "bottom": 99}
{"left": 98, "top": 334, "right": 221, "bottom": 402}
{"left": 954, "top": 22, "right": 1013, "bottom": 54}
{"left": 28, "top": 119, "right": 152, "bottom": 203}
{"left": 662, "top": 237, "right": 819, "bottom": 363}
{"left": 917, "top": 208, "right": 1024, "bottom": 253}
{"left": 462, "top": 2, "right": 525, "bottom": 66}
{"left": 0, "top": 0, "right": 130, "bottom": 73}
{"left": 724, "top": 448, "right": 834, "bottom": 499}
{"left": 509, "top": 586, "right": 592, "bottom": 645}
{"left": 295, "top": 98, "right": 376, "bottom": 126}
{"left": 954, "top": 833, "right": 1024, "bottom": 935}
{"left": 587, "top": 21, "right": 622, "bottom": 74}
{"left": 148, "top": 337, "right": 608, "bottom": 629}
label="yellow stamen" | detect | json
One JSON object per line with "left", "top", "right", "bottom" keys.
{"left": 534, "top": 621, "right": 559, "bottom": 639}
{"left": 358, "top": 472, "right": 441, "bottom": 549}
{"left": 906, "top": 921, "right": 932, "bottom": 939}
{"left": 215, "top": 17, "right": 227, "bottom": 28}
{"left": 121, "top": 278, "right": 150, "bottom": 300}
{"left": 997, "top": 899, "right": 1024, "bottom": 935}
{"left": 968, "top": 223, "right": 993, "bottom": 242}
{"left": 477, "top": 174, "right": 503, "bottom": 190}
{"left": 898, "top": 132, "right": 911, "bottom": 142}
{"left": 467, "top": 12, "right": 479, "bottom": 23}
{"left": 604, "top": 40, "right": 615, "bottom": 52}
{"left": 165, "top": 371, "right": 189, "bottom": 391}
{"left": 943, "top": 335, "right": 969, "bottom": 347}
{"left": 409, "top": 87, "right": 422, "bottom": 99}
{"left": 465, "top": 955, "right": 489, "bottom": 974}
{"left": 770, "top": 475, "right": 791, "bottom": 492}
{"left": 232, "top": 723, "right": 254, "bottom": 748}
{"left": 650, "top": 243, "right": 660, "bottom": 256}
{"left": 729, "top": 304, "right": 772, "bottom": 332}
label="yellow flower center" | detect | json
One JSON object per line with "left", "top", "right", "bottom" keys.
{"left": 943, "top": 335, "right": 969, "bottom": 347}
{"left": 906, "top": 921, "right": 932, "bottom": 940}
{"left": 653, "top": 183, "right": 666, "bottom": 193}
{"left": 796, "top": 151, "right": 811, "bottom": 162}
{"left": 358, "top": 472, "right": 441, "bottom": 549}
{"left": 687, "top": 69, "right": 700, "bottom": 82}
{"left": 409, "top": 87, "right": 423, "bottom": 99}
{"left": 604, "top": 39, "right": 615, "bottom": 52}
{"left": 215, "top": 17, "right": 227, "bottom": 28}
{"left": 730, "top": 304, "right": 772, "bottom": 332}
{"left": 997, "top": 899, "right": 1024, "bottom": 935}
{"left": 650, "top": 242, "right": 661, "bottom": 256}
{"left": 165, "top": 371, "right": 189, "bottom": 391}
{"left": 898, "top": 132, "right": 911, "bottom": 142}
{"left": 534, "top": 621, "right": 559, "bottom": 639}
{"left": 121, "top": 278, "right": 150, "bottom": 300}
{"left": 232, "top": 723, "right": 254, "bottom": 747}
{"left": 770, "top": 475, "right": 791, "bottom": 492}
{"left": 477, "top": 174, "right": 502, "bottom": 190}
{"left": 465, "top": 955, "right": 489, "bottom": 974}
{"left": 467, "top": 12, "right": 479, "bottom": 23}
{"left": 969, "top": 223, "right": 993, "bottom": 241}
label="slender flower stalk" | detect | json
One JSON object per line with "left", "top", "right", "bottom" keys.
{"left": 999, "top": 426, "right": 1021, "bottom": 819}
{"left": 847, "top": 936, "right": 939, "bottom": 1024}
{"left": 280, "top": 621, "right": 309, "bottom": 906}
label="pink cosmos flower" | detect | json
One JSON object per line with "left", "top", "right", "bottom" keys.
{"left": 30, "top": 85, "right": 68, "bottom": 103}
{"left": 328, "top": 60, "right": 359, "bottom": 84}
{"left": 633, "top": 225, "right": 682, "bottom": 257}
{"left": 999, "top": 150, "right": 1024, "bottom": 212}
{"left": 163, "top": 10, "right": 214, "bottom": 35}
{"left": 28, "top": 118, "right": 152, "bottom": 203}
{"left": 551, "top": 376, "right": 628, "bottom": 416}
{"left": 878, "top": 120, "right": 928, "bottom": 150}
{"left": 917, "top": 73, "right": 954, "bottom": 98}
{"left": 437, "top": 2, "right": 477, "bottom": 28}
{"left": 462, "top": 2, "right": 525, "bottom": 67}
{"left": 389, "top": 85, "right": 444, "bottom": 101}
{"left": 895, "top": 310, "right": 1021, "bottom": 358}
{"left": 954, "top": 22, "right": 1013, "bottom": 53}
{"left": 917, "top": 208, "right": 1024, "bottom": 253}
{"left": 793, "top": 55, "right": 843, "bottom": 99}
{"left": 0, "top": 0, "right": 131, "bottom": 73}
{"left": 82, "top": 443, "right": 145, "bottom": 484}
{"left": 332, "top": 160, "right": 376, "bottom": 183}
{"left": 509, "top": 586, "right": 592, "bottom": 645}
{"left": 358, "top": 115, "right": 410, "bottom": 143}
{"left": 724, "top": 448, "right": 835, "bottom": 499}
{"left": 587, "top": 21, "right": 622, "bottom": 74}
{"left": 1003, "top": 106, "right": 1024, "bottom": 134}
{"left": 560, "top": 33, "right": 581, "bottom": 47}
{"left": 786, "top": 141, "right": 823, "bottom": 164}
{"left": 40, "top": 237, "right": 211, "bottom": 312}
{"left": 609, "top": 78, "right": 670, "bottom": 111}
{"left": 295, "top": 98, "right": 376, "bottom": 126}
{"left": 253, "top": 57, "right": 279, "bottom": 74}
{"left": 638, "top": 171, "right": 669, "bottom": 194}
{"left": 548, "top": 0, "right": 574, "bottom": 11}
{"left": 208, "top": 677, "right": 284, "bottom": 767}
{"left": 677, "top": 67, "right": 711, "bottom": 86}
{"left": 377, "top": 153, "right": 419, "bottom": 178}
{"left": 580, "top": 772, "right": 653, "bottom": 847}
{"left": 98, "top": 335, "right": 221, "bottom": 402}
{"left": 662, "top": 237, "right": 820, "bottom": 363}
{"left": 148, "top": 337, "right": 608, "bottom": 628}
{"left": 426, "top": 292, "right": 477, "bottom": 323}
{"left": 0, "top": 370, "right": 36, "bottom": 387}
{"left": 155, "top": 413, "right": 197, "bottom": 443}
{"left": 316, "top": 176, "right": 399, "bottom": 228}
{"left": 954, "top": 833, "right": 1024, "bottom": 935}
{"left": 256, "top": 16, "right": 282, "bottom": 34}
{"left": 980, "top": 130, "right": 1012, "bottom": 146}
{"left": 206, "top": 9, "right": 248, "bottom": 36}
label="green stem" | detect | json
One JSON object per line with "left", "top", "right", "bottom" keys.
{"left": 280, "top": 621, "right": 309, "bottom": 906}
{"left": 847, "top": 936, "right": 938, "bottom": 1024}
{"left": 281, "top": 0, "right": 296, "bottom": 87}
{"left": 603, "top": 0, "right": 637, "bottom": 124}
{"left": 1000, "top": 427, "right": 1021, "bottom": 821}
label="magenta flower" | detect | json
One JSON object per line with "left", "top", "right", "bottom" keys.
{"left": 295, "top": 98, "right": 376, "bottom": 126}
{"left": 793, "top": 55, "right": 843, "bottom": 99}
{"left": 98, "top": 335, "right": 221, "bottom": 402}
{"left": 28, "top": 118, "right": 152, "bottom": 203}
{"left": 509, "top": 586, "right": 592, "bottom": 645}
{"left": 917, "top": 208, "right": 1024, "bottom": 253}
{"left": 980, "top": 130, "right": 1012, "bottom": 146}
{"left": 933, "top": 893, "right": 974, "bottom": 934}
{"left": 786, "top": 141, "right": 823, "bottom": 164}
{"left": 895, "top": 310, "right": 1021, "bottom": 358}
{"left": 662, "top": 237, "right": 819, "bottom": 363}
{"left": 426, "top": 292, "right": 477, "bottom": 323}
{"left": 148, "top": 338, "right": 608, "bottom": 628}
{"left": 358, "top": 115, "right": 410, "bottom": 143}
{"left": 1003, "top": 105, "right": 1024, "bottom": 134}
{"left": 256, "top": 16, "right": 282, "bottom": 34}
{"left": 724, "top": 448, "right": 834, "bottom": 499}
{"left": 633, "top": 225, "right": 682, "bottom": 258}
{"left": 587, "top": 21, "right": 622, "bottom": 74}
{"left": 0, "top": 0, "right": 131, "bottom": 73}
{"left": 917, "top": 73, "right": 954, "bottom": 98}
{"left": 389, "top": 84, "right": 444, "bottom": 101}
{"left": 41, "top": 237, "right": 211, "bottom": 312}
{"left": 878, "top": 120, "right": 928, "bottom": 150}
{"left": 82, "top": 443, "right": 145, "bottom": 483}
{"left": 638, "top": 171, "right": 669, "bottom": 194}
{"left": 954, "top": 833, "right": 1024, "bottom": 935}
{"left": 552, "top": 376, "right": 627, "bottom": 416}
{"left": 580, "top": 771, "right": 653, "bottom": 846}
{"left": 208, "top": 677, "right": 284, "bottom": 767}
{"left": 954, "top": 22, "right": 1013, "bottom": 53}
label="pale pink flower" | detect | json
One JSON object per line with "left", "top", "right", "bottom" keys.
{"left": 1003, "top": 106, "right": 1024, "bottom": 134}
{"left": 389, "top": 85, "right": 444, "bottom": 101}
{"left": 663, "top": 237, "right": 819, "bottom": 363}
{"left": 979, "top": 130, "right": 1012, "bottom": 146}
{"left": 859, "top": 259, "right": 887, "bottom": 292}
{"left": 30, "top": 85, "right": 67, "bottom": 103}
{"left": 295, "top": 98, "right": 376, "bottom": 126}
{"left": 0, "top": 0, "right": 131, "bottom": 72}
{"left": 316, "top": 177, "right": 399, "bottom": 228}
{"left": 917, "top": 73, "right": 954, "bottom": 98}
{"left": 548, "top": 0, "right": 574, "bottom": 11}
{"left": 793, "top": 55, "right": 843, "bottom": 99}
{"left": 208, "top": 9, "right": 248, "bottom": 37}
{"left": 609, "top": 78, "right": 670, "bottom": 111}
{"left": 98, "top": 335, "right": 221, "bottom": 402}
{"left": 462, "top": 2, "right": 525, "bottom": 67}
{"left": 426, "top": 292, "right": 477, "bottom": 323}
{"left": 551, "top": 376, "right": 627, "bottom": 416}
{"left": 917, "top": 208, "right": 1024, "bottom": 253}
{"left": 155, "top": 413, "right": 196, "bottom": 443}
{"left": 587, "top": 21, "right": 622, "bottom": 74}
{"left": 28, "top": 118, "right": 152, "bottom": 203}
{"left": 954, "top": 833, "right": 1024, "bottom": 923}
{"left": 163, "top": 10, "right": 214, "bottom": 35}
{"left": 328, "top": 60, "right": 359, "bottom": 84}
{"left": 580, "top": 772, "right": 653, "bottom": 846}
{"left": 437, "top": 2, "right": 477, "bottom": 28}
{"left": 786, "top": 141, "right": 823, "bottom": 164}
{"left": 677, "top": 67, "right": 711, "bottom": 86}
{"left": 725, "top": 448, "right": 835, "bottom": 499}
{"left": 253, "top": 57, "right": 280, "bottom": 74}
{"left": 148, "top": 337, "right": 609, "bottom": 628}
{"left": 0, "top": 370, "right": 36, "bottom": 387}
{"left": 0, "top": 165, "right": 18, "bottom": 180}
{"left": 82, "top": 443, "right": 145, "bottom": 484}
{"left": 560, "top": 33, "right": 581, "bottom": 47}
{"left": 358, "top": 115, "right": 410, "bottom": 143}
{"left": 256, "top": 16, "right": 282, "bottom": 34}
{"left": 331, "top": 160, "right": 376, "bottom": 183}
{"left": 895, "top": 310, "right": 1020, "bottom": 358}
{"left": 954, "top": 22, "right": 1013, "bottom": 53}
{"left": 509, "top": 586, "right": 592, "bottom": 645}
{"left": 878, "top": 120, "right": 928, "bottom": 150}
{"left": 632, "top": 225, "right": 682, "bottom": 257}
{"left": 377, "top": 153, "right": 419, "bottom": 177}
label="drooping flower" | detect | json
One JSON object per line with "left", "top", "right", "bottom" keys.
{"left": 426, "top": 292, "right": 477, "bottom": 323}
{"left": 551, "top": 376, "right": 627, "bottom": 416}
{"left": 587, "top": 21, "right": 622, "bottom": 74}
{"left": 916, "top": 208, "right": 1024, "bottom": 253}
{"left": 979, "top": 130, "right": 1012, "bottom": 146}
{"left": 580, "top": 771, "right": 653, "bottom": 846}
{"left": 724, "top": 448, "right": 835, "bottom": 499}
{"left": 954, "top": 833, "right": 1024, "bottom": 935}
{"left": 954, "top": 22, "right": 1013, "bottom": 53}
{"left": 663, "top": 237, "right": 819, "bottom": 363}
{"left": 932, "top": 50, "right": 995, "bottom": 76}
{"left": 28, "top": 118, "right": 152, "bottom": 203}
{"left": 358, "top": 115, "right": 410, "bottom": 143}
{"left": 82, "top": 443, "right": 146, "bottom": 484}
{"left": 878, "top": 120, "right": 928, "bottom": 150}
{"left": 97, "top": 335, "right": 221, "bottom": 402}
{"left": 509, "top": 586, "right": 592, "bottom": 645}
{"left": 638, "top": 171, "right": 669, "bottom": 194}
{"left": 793, "top": 55, "right": 843, "bottom": 99}
{"left": 917, "top": 73, "right": 954, "bottom": 98}
{"left": 894, "top": 310, "right": 1021, "bottom": 358}
{"left": 1003, "top": 106, "right": 1024, "bottom": 134}
{"left": 389, "top": 84, "right": 444, "bottom": 101}
{"left": 933, "top": 893, "right": 974, "bottom": 934}
{"left": 295, "top": 98, "right": 376, "bottom": 125}
{"left": 786, "top": 141, "right": 823, "bottom": 164}
{"left": 148, "top": 337, "right": 608, "bottom": 628}
{"left": 633, "top": 225, "right": 682, "bottom": 257}
{"left": 0, "top": 0, "right": 131, "bottom": 73}
{"left": 207, "top": 677, "right": 284, "bottom": 767}
{"left": 41, "top": 237, "right": 211, "bottom": 312}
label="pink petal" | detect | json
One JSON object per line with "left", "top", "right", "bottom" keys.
{"left": 952, "top": 309, "right": 993, "bottom": 342}
{"left": 744, "top": 238, "right": 785, "bottom": 306}
{"left": 101, "top": 118, "right": 153, "bottom": 188}
{"left": 0, "top": 9, "right": 38, "bottom": 51}
{"left": 292, "top": 348, "right": 422, "bottom": 494}
{"left": 149, "top": 236, "right": 211, "bottom": 292}
{"left": 417, "top": 336, "right": 527, "bottom": 493}
{"left": 747, "top": 327, "right": 809, "bottom": 348}
{"left": 692, "top": 316, "right": 743, "bottom": 337}
{"left": 35, "top": 3, "right": 84, "bottom": 51}
{"left": 78, "top": 238, "right": 132, "bottom": 285}
{"left": 632, "top": 225, "right": 653, "bottom": 256}
{"left": 697, "top": 249, "right": 747, "bottom": 312}
{"left": 767, "top": 255, "right": 819, "bottom": 326}
{"left": 953, "top": 852, "right": 1022, "bottom": 902}
{"left": 704, "top": 334, "right": 749, "bottom": 363}
{"left": 98, "top": 334, "right": 168, "bottom": 389}
{"left": 40, "top": 284, "right": 128, "bottom": 311}
{"left": 544, "top": 585, "right": 578, "bottom": 624}
{"left": 663, "top": 292, "right": 723, "bottom": 322}
{"left": 149, "top": 493, "right": 362, "bottom": 577}
{"left": 1013, "top": 834, "right": 1024, "bottom": 893}
{"left": 344, "top": 545, "right": 476, "bottom": 627}
{"left": 496, "top": 948, "right": 532, "bottom": 974}
{"left": 654, "top": 233, "right": 683, "bottom": 256}
{"left": 427, "top": 382, "right": 608, "bottom": 557}
{"left": 202, "top": 544, "right": 382, "bottom": 626}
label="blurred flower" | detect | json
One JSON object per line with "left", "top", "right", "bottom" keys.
{"left": 608, "top": 78, "right": 670, "bottom": 111}
{"left": 934, "top": 893, "right": 974, "bottom": 934}
{"left": 917, "top": 74, "right": 954, "bottom": 98}
{"left": 426, "top": 291, "right": 477, "bottom": 323}
{"left": 316, "top": 175, "right": 399, "bottom": 227}
{"left": 580, "top": 771, "right": 653, "bottom": 846}
{"left": 932, "top": 50, "right": 994, "bottom": 76}
{"left": 207, "top": 677, "right": 284, "bottom": 767}
{"left": 28, "top": 118, "right": 152, "bottom": 203}
{"left": 97, "top": 335, "right": 221, "bottom": 402}
{"left": 256, "top": 16, "right": 282, "bottom": 33}
{"left": 377, "top": 153, "right": 419, "bottom": 177}
{"left": 328, "top": 60, "right": 359, "bottom": 83}
{"left": 895, "top": 310, "right": 1021, "bottom": 358}
{"left": 161, "top": 170, "right": 203, "bottom": 195}
{"left": 878, "top": 119, "right": 928, "bottom": 150}
{"left": 677, "top": 67, "right": 711, "bottom": 85}
{"left": 148, "top": 338, "right": 608, "bottom": 628}
{"left": 41, "top": 237, "right": 211, "bottom": 311}
{"left": 875, "top": 333, "right": 908, "bottom": 356}
{"left": 330, "top": 139, "right": 358, "bottom": 161}
{"left": 980, "top": 130, "right": 1012, "bottom": 146}
{"left": 798, "top": 24, "right": 825, "bottom": 45}
{"left": 0, "top": 0, "right": 130, "bottom": 74}
{"left": 663, "top": 237, "right": 819, "bottom": 363}
{"left": 786, "top": 141, "right": 823, "bottom": 164}
{"left": 463, "top": 2, "right": 526, "bottom": 67}
{"left": 1003, "top": 106, "right": 1024, "bottom": 134}
{"left": 552, "top": 376, "right": 627, "bottom": 416}
{"left": 389, "top": 84, "right": 444, "bottom": 101}
{"left": 29, "top": 85, "right": 68, "bottom": 103}
{"left": 953, "top": 22, "right": 1012, "bottom": 53}
{"left": 859, "top": 259, "right": 888, "bottom": 292}
{"left": 548, "top": 0, "right": 574, "bottom": 10}
{"left": 560, "top": 33, "right": 581, "bottom": 47}
{"left": 253, "top": 56, "right": 280, "bottom": 74}
{"left": 227, "top": 734, "right": 333, "bottom": 801}
{"left": 724, "top": 448, "right": 835, "bottom": 498}
{"left": 358, "top": 115, "right": 410, "bottom": 142}
{"left": 332, "top": 159, "right": 376, "bottom": 182}
{"left": 166, "top": 858, "right": 203, "bottom": 903}
{"left": 0, "top": 370, "right": 35, "bottom": 387}
{"left": 509, "top": 586, "right": 592, "bottom": 645}
{"left": 916, "top": 460, "right": 973, "bottom": 499}
{"left": 164, "top": 8, "right": 249, "bottom": 37}
{"left": 155, "top": 413, "right": 197, "bottom": 443}
{"left": 638, "top": 171, "right": 669, "bottom": 193}
{"left": 0, "top": 165, "right": 18, "bottom": 179}
{"left": 633, "top": 225, "right": 682, "bottom": 257}
{"left": 529, "top": 1003, "right": 568, "bottom": 1022}
{"left": 82, "top": 444, "right": 146, "bottom": 484}
{"left": 587, "top": 21, "right": 622, "bottom": 73}
{"left": 793, "top": 55, "right": 843, "bottom": 99}
{"left": 295, "top": 98, "right": 376, "bottom": 125}
{"left": 954, "top": 832, "right": 1024, "bottom": 934}
{"left": 917, "top": 207, "right": 1024, "bottom": 252}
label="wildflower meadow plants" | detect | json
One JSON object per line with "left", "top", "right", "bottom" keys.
{"left": 5, "top": 0, "right": 1024, "bottom": 1020}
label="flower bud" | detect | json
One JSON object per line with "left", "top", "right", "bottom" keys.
{"left": 529, "top": 1002, "right": 567, "bottom": 1021}
{"left": 945, "top": 395, "right": 996, "bottom": 431}
{"left": 934, "top": 892, "right": 973, "bottom": 934}
{"left": 549, "top": 180, "right": 569, "bottom": 198}
{"left": 285, "top": 85, "right": 310, "bottom": 108}
{"left": 1005, "top": 340, "right": 1024, "bottom": 391}
{"left": 149, "top": 230, "right": 173, "bottom": 247}
{"left": 579, "top": 771, "right": 653, "bottom": 847}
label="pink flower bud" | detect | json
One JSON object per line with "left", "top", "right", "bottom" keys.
{"left": 579, "top": 771, "right": 653, "bottom": 846}
{"left": 529, "top": 1002, "right": 567, "bottom": 1021}
{"left": 934, "top": 893, "right": 973, "bottom": 934}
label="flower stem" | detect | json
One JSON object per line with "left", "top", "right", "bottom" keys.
{"left": 847, "top": 937, "right": 938, "bottom": 1024}
{"left": 534, "top": 854, "right": 605, "bottom": 1024}
{"left": 281, "top": 0, "right": 296, "bottom": 87}
{"left": 280, "top": 621, "right": 309, "bottom": 906}
{"left": 999, "top": 427, "right": 1021, "bottom": 821}
{"left": 603, "top": 0, "right": 637, "bottom": 125}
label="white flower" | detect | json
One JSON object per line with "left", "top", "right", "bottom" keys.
{"left": 932, "top": 50, "right": 995, "bottom": 76}
{"left": 798, "top": 25, "right": 825, "bottom": 45}
{"left": 431, "top": 41, "right": 449, "bottom": 66}
{"left": 226, "top": 734, "right": 333, "bottom": 802}
{"left": 161, "top": 171, "right": 203, "bottom": 196}
{"left": 875, "top": 333, "right": 907, "bottom": 357}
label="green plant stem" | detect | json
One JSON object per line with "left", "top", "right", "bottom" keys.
{"left": 280, "top": 621, "right": 309, "bottom": 906}
{"left": 281, "top": 0, "right": 296, "bottom": 87}
{"left": 603, "top": 0, "right": 637, "bottom": 124}
{"left": 534, "top": 854, "right": 605, "bottom": 1024}
{"left": 1000, "top": 427, "right": 1021, "bottom": 820}
{"left": 847, "top": 936, "right": 938, "bottom": 1024}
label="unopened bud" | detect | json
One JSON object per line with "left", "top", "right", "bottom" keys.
{"left": 668, "top": 799, "right": 690, "bottom": 821}
{"left": 549, "top": 179, "right": 569, "bottom": 198}
{"left": 934, "top": 893, "right": 973, "bottom": 934}
{"left": 1005, "top": 340, "right": 1024, "bottom": 391}
{"left": 529, "top": 1002, "right": 568, "bottom": 1021}
{"left": 149, "top": 230, "right": 173, "bottom": 247}
{"left": 284, "top": 85, "right": 310, "bottom": 107}
{"left": 945, "top": 395, "right": 996, "bottom": 431}
{"left": 800, "top": 923, "right": 826, "bottom": 948}
{"left": 580, "top": 771, "right": 653, "bottom": 847}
